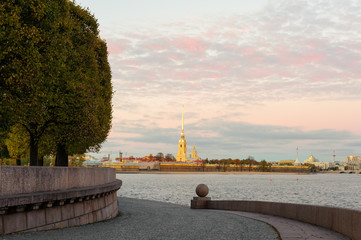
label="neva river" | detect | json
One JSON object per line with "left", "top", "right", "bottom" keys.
{"left": 116, "top": 173, "right": 361, "bottom": 210}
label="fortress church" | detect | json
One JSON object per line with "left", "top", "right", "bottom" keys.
{"left": 176, "top": 106, "right": 200, "bottom": 162}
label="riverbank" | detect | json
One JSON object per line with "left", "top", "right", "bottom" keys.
{"left": 118, "top": 171, "right": 309, "bottom": 175}
{"left": 1, "top": 197, "right": 279, "bottom": 240}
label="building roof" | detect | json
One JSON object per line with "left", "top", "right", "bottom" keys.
{"left": 304, "top": 155, "right": 319, "bottom": 163}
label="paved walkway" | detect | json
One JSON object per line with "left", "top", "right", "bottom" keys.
{"left": 1, "top": 197, "right": 278, "bottom": 240}
{"left": 221, "top": 210, "right": 349, "bottom": 240}
{"left": 0, "top": 197, "right": 349, "bottom": 240}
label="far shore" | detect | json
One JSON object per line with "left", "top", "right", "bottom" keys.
{"left": 116, "top": 171, "right": 311, "bottom": 175}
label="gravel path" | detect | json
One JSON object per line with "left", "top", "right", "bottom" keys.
{"left": 1, "top": 197, "right": 279, "bottom": 240}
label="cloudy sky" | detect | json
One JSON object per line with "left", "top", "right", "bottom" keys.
{"left": 76, "top": 0, "right": 361, "bottom": 162}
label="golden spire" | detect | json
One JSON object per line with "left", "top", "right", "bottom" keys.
{"left": 181, "top": 104, "right": 184, "bottom": 136}
{"left": 177, "top": 104, "right": 187, "bottom": 162}
{"left": 182, "top": 105, "right": 184, "bottom": 130}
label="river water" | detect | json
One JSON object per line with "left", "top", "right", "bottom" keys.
{"left": 116, "top": 173, "right": 361, "bottom": 210}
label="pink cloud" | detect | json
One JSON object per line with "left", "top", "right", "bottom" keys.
{"left": 144, "top": 42, "right": 168, "bottom": 51}
{"left": 167, "top": 53, "right": 181, "bottom": 60}
{"left": 118, "top": 60, "right": 140, "bottom": 66}
{"left": 243, "top": 69, "right": 272, "bottom": 79}
{"left": 190, "top": 62, "right": 232, "bottom": 76}
{"left": 107, "top": 39, "right": 129, "bottom": 55}
{"left": 280, "top": 51, "right": 325, "bottom": 66}
{"left": 171, "top": 37, "right": 207, "bottom": 54}
{"left": 185, "top": 83, "right": 202, "bottom": 89}
{"left": 240, "top": 46, "right": 257, "bottom": 55}
{"left": 108, "top": 44, "right": 124, "bottom": 54}
{"left": 108, "top": 131, "right": 141, "bottom": 138}
{"left": 277, "top": 69, "right": 293, "bottom": 78}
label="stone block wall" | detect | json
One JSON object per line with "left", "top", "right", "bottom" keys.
{"left": 0, "top": 166, "right": 115, "bottom": 195}
{"left": 202, "top": 200, "right": 361, "bottom": 240}
{"left": 0, "top": 166, "right": 121, "bottom": 235}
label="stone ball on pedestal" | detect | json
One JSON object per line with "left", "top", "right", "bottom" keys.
{"left": 195, "top": 184, "right": 209, "bottom": 197}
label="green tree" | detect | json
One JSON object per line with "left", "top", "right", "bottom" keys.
{"left": 215, "top": 160, "right": 221, "bottom": 171}
{"left": 303, "top": 163, "right": 316, "bottom": 171}
{"left": 52, "top": 4, "right": 112, "bottom": 166}
{"left": 1, "top": 1, "right": 112, "bottom": 166}
{"left": 234, "top": 159, "right": 241, "bottom": 171}
{"left": 201, "top": 160, "right": 207, "bottom": 172}
{"left": 0, "top": 119, "right": 10, "bottom": 165}
{"left": 0, "top": 141, "right": 10, "bottom": 166}
{"left": 156, "top": 152, "right": 164, "bottom": 161}
{"left": 220, "top": 159, "right": 229, "bottom": 172}
{"left": 5, "top": 125, "right": 29, "bottom": 165}
{"left": 1, "top": 0, "right": 73, "bottom": 165}
{"left": 259, "top": 160, "right": 270, "bottom": 172}
{"left": 69, "top": 154, "right": 86, "bottom": 167}
{"left": 165, "top": 154, "right": 175, "bottom": 161}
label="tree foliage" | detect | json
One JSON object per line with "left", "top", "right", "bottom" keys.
{"left": 5, "top": 125, "right": 28, "bottom": 165}
{"left": 68, "top": 154, "right": 86, "bottom": 167}
{"left": 0, "top": 0, "right": 112, "bottom": 166}
{"left": 1, "top": 0, "right": 71, "bottom": 165}
{"left": 52, "top": 3, "right": 112, "bottom": 166}
{"left": 156, "top": 152, "right": 164, "bottom": 161}
{"left": 165, "top": 153, "right": 175, "bottom": 161}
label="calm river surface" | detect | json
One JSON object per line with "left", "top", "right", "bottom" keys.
{"left": 116, "top": 173, "right": 361, "bottom": 210}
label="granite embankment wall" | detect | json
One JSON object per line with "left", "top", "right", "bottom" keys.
{"left": 0, "top": 166, "right": 122, "bottom": 235}
{"left": 198, "top": 200, "right": 361, "bottom": 239}
{"left": 160, "top": 164, "right": 309, "bottom": 173}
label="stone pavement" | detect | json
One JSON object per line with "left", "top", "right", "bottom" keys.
{"left": 1, "top": 197, "right": 278, "bottom": 240}
{"left": 222, "top": 210, "right": 349, "bottom": 240}
{"left": 0, "top": 197, "right": 348, "bottom": 240}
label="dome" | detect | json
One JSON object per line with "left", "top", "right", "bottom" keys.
{"left": 304, "top": 155, "right": 319, "bottom": 163}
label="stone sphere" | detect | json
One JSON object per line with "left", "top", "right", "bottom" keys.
{"left": 196, "top": 184, "right": 209, "bottom": 197}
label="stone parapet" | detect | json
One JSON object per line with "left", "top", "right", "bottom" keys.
{"left": 203, "top": 200, "right": 361, "bottom": 240}
{"left": 0, "top": 166, "right": 115, "bottom": 195}
{"left": 190, "top": 197, "right": 211, "bottom": 209}
{"left": 0, "top": 166, "right": 121, "bottom": 236}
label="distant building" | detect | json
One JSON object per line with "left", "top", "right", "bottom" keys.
{"left": 345, "top": 156, "right": 361, "bottom": 170}
{"left": 279, "top": 160, "right": 295, "bottom": 165}
{"left": 83, "top": 160, "right": 101, "bottom": 166}
{"left": 189, "top": 146, "right": 200, "bottom": 161}
{"left": 294, "top": 146, "right": 301, "bottom": 166}
{"left": 313, "top": 162, "right": 330, "bottom": 170}
{"left": 304, "top": 155, "right": 319, "bottom": 163}
{"left": 84, "top": 155, "right": 98, "bottom": 161}
{"left": 345, "top": 156, "right": 361, "bottom": 163}
{"left": 176, "top": 105, "right": 187, "bottom": 162}
{"left": 304, "top": 155, "right": 331, "bottom": 170}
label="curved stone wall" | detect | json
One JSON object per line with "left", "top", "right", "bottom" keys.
{"left": 0, "top": 166, "right": 122, "bottom": 235}
{"left": 203, "top": 200, "right": 361, "bottom": 240}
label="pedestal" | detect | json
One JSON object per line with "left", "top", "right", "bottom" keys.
{"left": 190, "top": 197, "right": 211, "bottom": 209}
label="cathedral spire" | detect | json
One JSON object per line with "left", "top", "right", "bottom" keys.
{"left": 182, "top": 104, "right": 184, "bottom": 132}
{"left": 295, "top": 146, "right": 300, "bottom": 165}
{"left": 177, "top": 104, "right": 187, "bottom": 161}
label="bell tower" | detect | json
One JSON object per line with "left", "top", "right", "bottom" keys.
{"left": 176, "top": 105, "right": 187, "bottom": 162}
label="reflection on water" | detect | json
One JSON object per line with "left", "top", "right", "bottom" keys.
{"left": 116, "top": 173, "right": 361, "bottom": 209}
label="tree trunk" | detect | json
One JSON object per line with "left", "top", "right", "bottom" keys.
{"left": 16, "top": 158, "right": 21, "bottom": 166}
{"left": 55, "top": 143, "right": 68, "bottom": 166}
{"left": 37, "top": 155, "right": 44, "bottom": 166}
{"left": 29, "top": 135, "right": 38, "bottom": 166}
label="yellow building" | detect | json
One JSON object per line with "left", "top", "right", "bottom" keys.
{"left": 279, "top": 160, "right": 295, "bottom": 165}
{"left": 304, "top": 155, "right": 319, "bottom": 163}
{"left": 176, "top": 105, "right": 187, "bottom": 162}
{"left": 190, "top": 145, "right": 200, "bottom": 160}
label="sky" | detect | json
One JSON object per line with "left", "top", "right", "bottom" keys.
{"left": 76, "top": 0, "right": 361, "bottom": 162}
